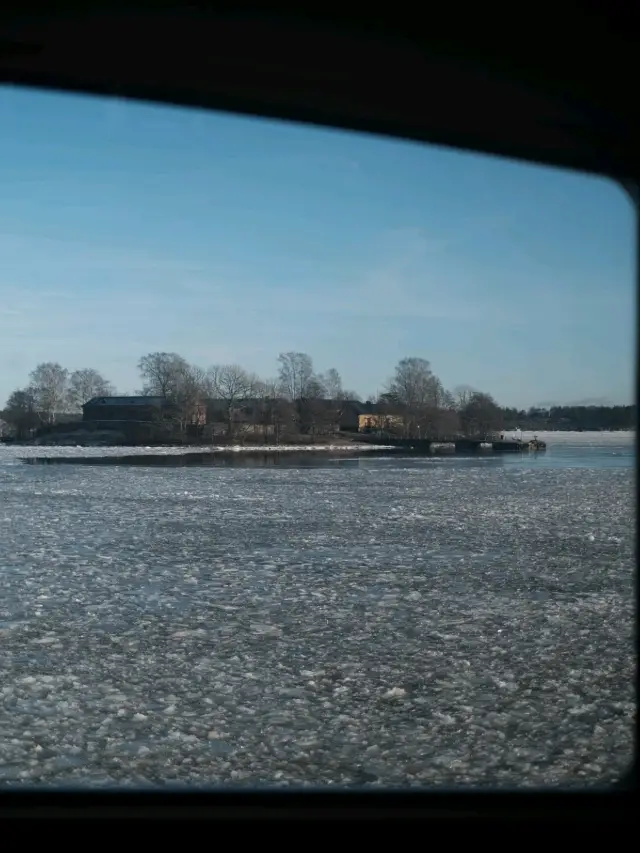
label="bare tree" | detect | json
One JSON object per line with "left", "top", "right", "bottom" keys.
{"left": 2, "top": 388, "right": 40, "bottom": 439}
{"left": 67, "top": 368, "right": 115, "bottom": 413}
{"left": 388, "top": 357, "right": 433, "bottom": 403}
{"left": 253, "top": 377, "right": 290, "bottom": 443}
{"left": 441, "top": 388, "right": 456, "bottom": 409}
{"left": 297, "top": 374, "right": 327, "bottom": 435}
{"left": 419, "top": 377, "right": 463, "bottom": 437}
{"left": 433, "top": 387, "right": 460, "bottom": 436}
{"left": 29, "top": 362, "right": 69, "bottom": 425}
{"left": 278, "top": 352, "right": 329, "bottom": 436}
{"left": 209, "top": 364, "right": 256, "bottom": 440}
{"left": 319, "top": 368, "right": 362, "bottom": 434}
{"left": 452, "top": 385, "right": 476, "bottom": 410}
{"left": 459, "top": 391, "right": 503, "bottom": 437}
{"left": 322, "top": 368, "right": 342, "bottom": 400}
{"left": 277, "top": 352, "right": 315, "bottom": 401}
{"left": 386, "top": 357, "right": 442, "bottom": 438}
{"left": 137, "top": 353, "right": 209, "bottom": 440}
{"left": 168, "top": 363, "right": 209, "bottom": 438}
{"left": 413, "top": 375, "right": 445, "bottom": 437}
{"left": 138, "top": 352, "right": 190, "bottom": 397}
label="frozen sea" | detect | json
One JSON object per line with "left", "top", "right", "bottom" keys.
{"left": 0, "top": 431, "right": 635, "bottom": 788}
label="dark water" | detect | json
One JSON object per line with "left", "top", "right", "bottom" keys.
{"left": 19, "top": 432, "right": 634, "bottom": 471}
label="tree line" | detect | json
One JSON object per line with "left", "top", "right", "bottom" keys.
{"left": 501, "top": 404, "right": 635, "bottom": 432}
{"left": 0, "top": 352, "right": 634, "bottom": 440}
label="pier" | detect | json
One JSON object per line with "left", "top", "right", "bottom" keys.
{"left": 356, "top": 435, "right": 546, "bottom": 453}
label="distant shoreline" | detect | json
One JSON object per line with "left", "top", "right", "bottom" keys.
{"left": 9, "top": 441, "right": 389, "bottom": 452}
{"left": 2, "top": 427, "right": 635, "bottom": 449}
{"left": 14, "top": 431, "right": 634, "bottom": 468}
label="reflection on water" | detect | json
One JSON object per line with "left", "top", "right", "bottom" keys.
{"left": 21, "top": 441, "right": 634, "bottom": 471}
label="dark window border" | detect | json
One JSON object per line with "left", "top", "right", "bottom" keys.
{"left": 0, "top": 1, "right": 636, "bottom": 828}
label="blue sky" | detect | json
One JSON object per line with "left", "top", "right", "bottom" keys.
{"left": 0, "top": 85, "right": 635, "bottom": 408}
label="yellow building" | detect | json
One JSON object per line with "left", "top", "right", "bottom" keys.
{"left": 358, "top": 413, "right": 403, "bottom": 432}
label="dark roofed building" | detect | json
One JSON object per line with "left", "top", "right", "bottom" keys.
{"left": 83, "top": 396, "right": 168, "bottom": 423}
{"left": 204, "top": 397, "right": 371, "bottom": 434}
{"left": 337, "top": 399, "right": 375, "bottom": 431}
{"left": 205, "top": 397, "right": 262, "bottom": 424}
{"left": 82, "top": 396, "right": 206, "bottom": 442}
